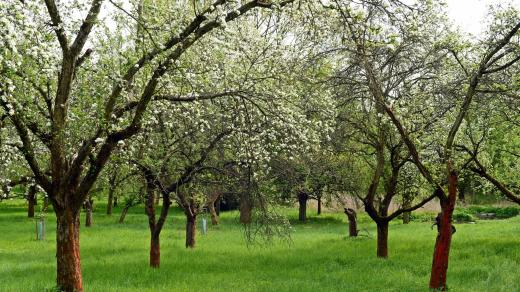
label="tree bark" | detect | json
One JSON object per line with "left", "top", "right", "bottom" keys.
{"left": 150, "top": 234, "right": 160, "bottom": 268}
{"left": 209, "top": 201, "right": 219, "bottom": 225}
{"left": 119, "top": 205, "right": 130, "bottom": 224}
{"left": 429, "top": 169, "right": 457, "bottom": 291}
{"left": 56, "top": 209, "right": 83, "bottom": 292}
{"left": 317, "top": 195, "right": 322, "bottom": 215}
{"left": 215, "top": 196, "right": 221, "bottom": 216}
{"left": 402, "top": 211, "right": 411, "bottom": 224}
{"left": 377, "top": 221, "right": 389, "bottom": 258}
{"left": 298, "top": 192, "right": 308, "bottom": 222}
{"left": 27, "top": 185, "right": 37, "bottom": 218}
{"left": 239, "top": 195, "right": 253, "bottom": 224}
{"left": 402, "top": 193, "right": 412, "bottom": 224}
{"left": 84, "top": 198, "right": 93, "bottom": 227}
{"left": 344, "top": 208, "right": 358, "bottom": 237}
{"left": 107, "top": 187, "right": 114, "bottom": 215}
{"left": 208, "top": 191, "right": 220, "bottom": 225}
{"left": 185, "top": 215, "right": 197, "bottom": 248}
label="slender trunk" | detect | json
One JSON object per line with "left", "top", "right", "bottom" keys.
{"left": 344, "top": 208, "right": 358, "bottom": 237}
{"left": 107, "top": 187, "right": 114, "bottom": 215}
{"left": 298, "top": 192, "right": 308, "bottom": 222}
{"left": 239, "top": 195, "right": 253, "bottom": 224}
{"left": 317, "top": 196, "right": 322, "bottom": 215}
{"left": 113, "top": 196, "right": 118, "bottom": 207}
{"left": 215, "top": 196, "right": 221, "bottom": 216}
{"left": 119, "top": 205, "right": 130, "bottom": 224}
{"left": 56, "top": 209, "right": 83, "bottom": 292}
{"left": 84, "top": 198, "right": 93, "bottom": 227}
{"left": 377, "top": 221, "right": 389, "bottom": 258}
{"left": 27, "top": 185, "right": 38, "bottom": 218}
{"left": 402, "top": 193, "right": 413, "bottom": 224}
{"left": 429, "top": 170, "right": 458, "bottom": 291}
{"left": 185, "top": 215, "right": 196, "bottom": 248}
{"left": 209, "top": 201, "right": 219, "bottom": 225}
{"left": 150, "top": 234, "right": 160, "bottom": 268}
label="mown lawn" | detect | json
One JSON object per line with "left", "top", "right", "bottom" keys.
{"left": 1, "top": 201, "right": 519, "bottom": 291}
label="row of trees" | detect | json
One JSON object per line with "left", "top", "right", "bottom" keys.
{"left": 1, "top": 0, "right": 520, "bottom": 291}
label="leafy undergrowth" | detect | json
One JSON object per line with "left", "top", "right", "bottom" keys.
{"left": 1, "top": 201, "right": 519, "bottom": 292}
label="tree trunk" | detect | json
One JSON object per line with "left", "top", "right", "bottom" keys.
{"left": 377, "top": 221, "right": 389, "bottom": 258}
{"left": 56, "top": 209, "right": 83, "bottom": 292}
{"left": 429, "top": 170, "right": 458, "bottom": 291}
{"left": 27, "top": 186, "right": 37, "bottom": 218}
{"left": 402, "top": 193, "right": 413, "bottom": 224}
{"left": 106, "top": 187, "right": 114, "bottom": 215}
{"left": 150, "top": 234, "right": 160, "bottom": 268}
{"left": 209, "top": 201, "right": 219, "bottom": 225}
{"left": 84, "top": 198, "right": 93, "bottom": 227}
{"left": 113, "top": 196, "right": 118, "bottom": 207}
{"left": 119, "top": 205, "right": 130, "bottom": 224}
{"left": 239, "top": 195, "right": 253, "bottom": 224}
{"left": 344, "top": 208, "right": 358, "bottom": 237}
{"left": 402, "top": 211, "right": 411, "bottom": 224}
{"left": 185, "top": 215, "right": 197, "bottom": 248}
{"left": 298, "top": 192, "right": 308, "bottom": 222}
{"left": 458, "top": 185, "right": 465, "bottom": 203}
{"left": 317, "top": 196, "right": 322, "bottom": 215}
{"left": 215, "top": 196, "right": 221, "bottom": 216}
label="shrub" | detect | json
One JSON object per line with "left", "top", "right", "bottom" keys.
{"left": 452, "top": 211, "right": 474, "bottom": 223}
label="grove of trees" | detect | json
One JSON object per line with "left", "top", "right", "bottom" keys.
{"left": 1, "top": 0, "right": 519, "bottom": 291}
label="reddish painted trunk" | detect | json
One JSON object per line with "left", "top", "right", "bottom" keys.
{"left": 429, "top": 170, "right": 458, "bottom": 291}
{"left": 150, "top": 235, "right": 160, "bottom": 268}
{"left": 56, "top": 210, "right": 83, "bottom": 292}
{"left": 377, "top": 221, "right": 389, "bottom": 258}
{"left": 185, "top": 215, "right": 196, "bottom": 248}
{"left": 298, "top": 192, "right": 308, "bottom": 222}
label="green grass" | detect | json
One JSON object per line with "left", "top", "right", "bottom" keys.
{"left": 1, "top": 201, "right": 519, "bottom": 291}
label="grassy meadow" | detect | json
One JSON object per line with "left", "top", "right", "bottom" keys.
{"left": 1, "top": 200, "right": 519, "bottom": 291}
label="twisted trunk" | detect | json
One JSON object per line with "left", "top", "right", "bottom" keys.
{"left": 119, "top": 205, "right": 130, "bottom": 224}
{"left": 208, "top": 191, "right": 220, "bottom": 225}
{"left": 56, "top": 208, "right": 83, "bottom": 292}
{"left": 344, "top": 208, "right": 358, "bottom": 237}
{"left": 209, "top": 201, "right": 219, "bottom": 225}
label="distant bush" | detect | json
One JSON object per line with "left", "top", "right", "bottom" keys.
{"left": 463, "top": 206, "right": 520, "bottom": 219}
{"left": 406, "top": 212, "right": 437, "bottom": 222}
{"left": 452, "top": 210, "right": 474, "bottom": 223}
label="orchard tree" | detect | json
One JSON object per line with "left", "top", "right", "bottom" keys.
{"left": 0, "top": 0, "right": 298, "bottom": 290}
{"left": 328, "top": 0, "right": 520, "bottom": 289}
